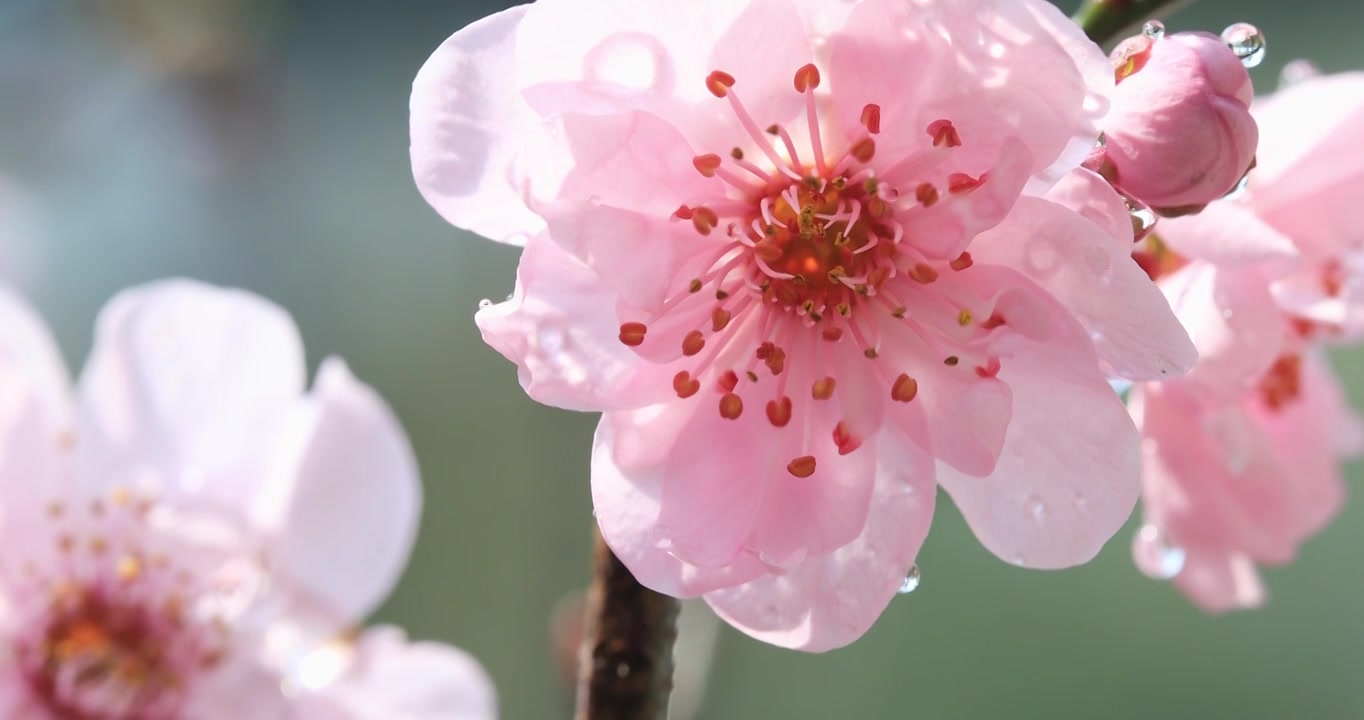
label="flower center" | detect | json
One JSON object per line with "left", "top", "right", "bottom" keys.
{"left": 619, "top": 63, "right": 1005, "bottom": 475}
{"left": 13, "top": 486, "right": 241, "bottom": 719}
{"left": 1258, "top": 353, "right": 1302, "bottom": 410}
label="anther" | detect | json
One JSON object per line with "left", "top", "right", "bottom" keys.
{"left": 716, "top": 288, "right": 731, "bottom": 300}
{"left": 746, "top": 370, "right": 759, "bottom": 382}
{"left": 915, "top": 183, "right": 939, "bottom": 207}
{"left": 833, "top": 421, "right": 862, "bottom": 455}
{"left": 948, "top": 173, "right": 985, "bottom": 194}
{"left": 950, "top": 252, "right": 974, "bottom": 271}
{"left": 981, "top": 312, "right": 1006, "bottom": 330}
{"left": 850, "top": 138, "right": 876, "bottom": 163}
{"left": 957, "top": 310, "right": 974, "bottom": 326}
{"left": 891, "top": 306, "right": 907, "bottom": 319}
{"left": 944, "top": 355, "right": 960, "bottom": 366}
{"left": 682, "top": 330, "right": 706, "bottom": 356}
{"left": 689, "top": 278, "right": 703, "bottom": 293}
{"left": 909, "top": 263, "right": 939, "bottom": 284}
{"left": 868, "top": 266, "right": 891, "bottom": 288}
{"left": 719, "top": 370, "right": 740, "bottom": 393}
{"left": 706, "top": 70, "right": 736, "bottom": 98}
{"left": 766, "top": 396, "right": 793, "bottom": 427}
{"left": 692, "top": 207, "right": 720, "bottom": 235}
{"left": 891, "top": 374, "right": 919, "bottom": 402}
{"left": 619, "top": 322, "right": 648, "bottom": 346}
{"left": 692, "top": 154, "right": 722, "bottom": 177}
{"left": 823, "top": 326, "right": 844, "bottom": 342}
{"left": 787, "top": 455, "right": 817, "bottom": 478}
{"left": 730, "top": 147, "right": 745, "bottom": 160}
{"left": 976, "top": 358, "right": 1002, "bottom": 378}
{"left": 674, "top": 371, "right": 701, "bottom": 398}
{"left": 793, "top": 63, "right": 821, "bottom": 93}
{"left": 719, "top": 393, "right": 744, "bottom": 419}
{"left": 928, "top": 119, "right": 962, "bottom": 148}
{"left": 860, "top": 104, "right": 882, "bottom": 134}
{"left": 812, "top": 377, "right": 837, "bottom": 400}
{"left": 864, "top": 348, "right": 879, "bottom": 359}
{"left": 712, "top": 307, "right": 732, "bottom": 332}
{"left": 673, "top": 204, "right": 694, "bottom": 220}
{"left": 766, "top": 124, "right": 781, "bottom": 135}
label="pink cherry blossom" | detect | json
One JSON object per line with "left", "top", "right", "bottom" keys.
{"left": 1128, "top": 263, "right": 1362, "bottom": 610}
{"left": 1099, "top": 31, "right": 1258, "bottom": 215}
{"left": 413, "top": 0, "right": 1196, "bottom": 650}
{"left": 1126, "top": 71, "right": 1364, "bottom": 610}
{"left": 0, "top": 282, "right": 495, "bottom": 719}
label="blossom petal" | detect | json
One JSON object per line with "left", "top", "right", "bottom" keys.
{"left": 476, "top": 232, "right": 678, "bottom": 412}
{"left": 0, "top": 288, "right": 70, "bottom": 426}
{"left": 592, "top": 405, "right": 768, "bottom": 596}
{"left": 410, "top": 5, "right": 546, "bottom": 243}
{"left": 703, "top": 432, "right": 935, "bottom": 652}
{"left": 970, "top": 195, "right": 1196, "bottom": 380}
{"left": 937, "top": 269, "right": 1140, "bottom": 569}
{"left": 78, "top": 280, "right": 306, "bottom": 481}
{"left": 1170, "top": 548, "right": 1266, "bottom": 613}
{"left": 1160, "top": 263, "right": 1282, "bottom": 399}
{"left": 1157, "top": 201, "right": 1297, "bottom": 266}
{"left": 301, "top": 627, "right": 497, "bottom": 720}
{"left": 267, "top": 359, "right": 420, "bottom": 623}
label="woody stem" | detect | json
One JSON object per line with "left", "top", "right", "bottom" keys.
{"left": 1072, "top": 0, "right": 1195, "bottom": 45}
{"left": 574, "top": 526, "right": 681, "bottom": 720}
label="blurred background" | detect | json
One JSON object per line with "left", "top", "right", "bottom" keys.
{"left": 2, "top": 0, "right": 1362, "bottom": 717}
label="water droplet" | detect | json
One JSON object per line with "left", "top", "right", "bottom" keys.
{"left": 1142, "top": 20, "right": 1165, "bottom": 40}
{"left": 615, "top": 662, "right": 631, "bottom": 678}
{"left": 477, "top": 298, "right": 493, "bottom": 310}
{"left": 898, "top": 565, "right": 921, "bottom": 594}
{"left": 1125, "top": 197, "right": 1157, "bottom": 240}
{"left": 1094, "top": 131, "right": 1107, "bottom": 149}
{"left": 1221, "top": 23, "right": 1265, "bottom": 68}
{"left": 1132, "top": 524, "right": 1185, "bottom": 579}
{"left": 1279, "top": 59, "right": 1320, "bottom": 89}
{"left": 1074, "top": 493, "right": 1089, "bottom": 511}
{"left": 1011, "top": 554, "right": 1027, "bottom": 567}
{"left": 1024, "top": 495, "right": 1047, "bottom": 522}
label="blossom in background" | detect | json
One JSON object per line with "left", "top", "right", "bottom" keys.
{"left": 0, "top": 281, "right": 495, "bottom": 718}
{"left": 1099, "top": 28, "right": 1258, "bottom": 215}
{"left": 412, "top": 0, "right": 1195, "bottom": 650}
{"left": 1128, "top": 71, "right": 1364, "bottom": 610}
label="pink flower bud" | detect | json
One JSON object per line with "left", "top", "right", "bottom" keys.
{"left": 1101, "top": 32, "right": 1258, "bottom": 215}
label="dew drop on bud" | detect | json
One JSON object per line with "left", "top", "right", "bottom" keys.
{"left": 1094, "top": 131, "right": 1107, "bottom": 149}
{"left": 898, "top": 565, "right": 921, "bottom": 594}
{"left": 1132, "top": 524, "right": 1186, "bottom": 580}
{"left": 1141, "top": 20, "right": 1165, "bottom": 39}
{"left": 1221, "top": 23, "right": 1266, "bottom": 68}
{"left": 1124, "top": 196, "right": 1157, "bottom": 240}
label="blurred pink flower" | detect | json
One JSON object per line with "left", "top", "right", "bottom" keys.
{"left": 0, "top": 282, "right": 495, "bottom": 719}
{"left": 413, "top": 0, "right": 1195, "bottom": 650}
{"left": 1128, "top": 71, "right": 1364, "bottom": 610}
{"left": 1128, "top": 263, "right": 1363, "bottom": 610}
{"left": 1100, "top": 31, "right": 1258, "bottom": 215}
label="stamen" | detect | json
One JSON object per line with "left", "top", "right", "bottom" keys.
{"left": 682, "top": 330, "right": 706, "bottom": 356}
{"left": 948, "top": 173, "right": 985, "bottom": 194}
{"left": 691, "top": 207, "right": 720, "bottom": 235}
{"left": 706, "top": 70, "right": 736, "bottom": 98}
{"left": 787, "top": 455, "right": 817, "bottom": 478}
{"left": 891, "top": 374, "right": 919, "bottom": 402}
{"left": 793, "top": 63, "right": 822, "bottom": 93}
{"left": 832, "top": 421, "right": 862, "bottom": 455}
{"left": 619, "top": 322, "right": 648, "bottom": 346}
{"left": 712, "top": 307, "right": 732, "bottom": 332}
{"left": 927, "top": 119, "right": 963, "bottom": 148}
{"left": 766, "top": 396, "right": 793, "bottom": 427}
{"left": 915, "top": 184, "right": 940, "bottom": 208}
{"left": 944, "top": 356, "right": 960, "bottom": 366}
{"left": 860, "top": 104, "right": 881, "bottom": 135}
{"left": 909, "top": 263, "right": 939, "bottom": 284}
{"left": 673, "top": 371, "right": 701, "bottom": 398}
{"left": 812, "top": 377, "right": 836, "bottom": 400}
{"left": 950, "top": 252, "right": 974, "bottom": 271}
{"left": 693, "top": 154, "right": 723, "bottom": 177}
{"left": 719, "top": 393, "right": 744, "bottom": 419}
{"left": 975, "top": 358, "right": 1002, "bottom": 378}
{"left": 798, "top": 65, "right": 829, "bottom": 175}
{"left": 849, "top": 138, "right": 876, "bottom": 163}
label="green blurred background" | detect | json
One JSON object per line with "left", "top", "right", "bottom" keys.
{"left": 2, "top": 0, "right": 1362, "bottom": 717}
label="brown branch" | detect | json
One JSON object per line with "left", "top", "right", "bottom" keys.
{"left": 574, "top": 527, "right": 681, "bottom": 720}
{"left": 1072, "top": 0, "right": 1197, "bottom": 46}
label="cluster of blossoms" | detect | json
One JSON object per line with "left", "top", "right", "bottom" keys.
{"left": 0, "top": 282, "right": 495, "bottom": 718}
{"left": 411, "top": 0, "right": 1364, "bottom": 651}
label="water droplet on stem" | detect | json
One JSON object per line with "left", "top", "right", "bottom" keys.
{"left": 1221, "top": 23, "right": 1266, "bottom": 68}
